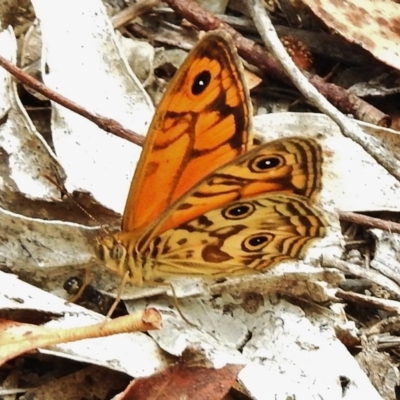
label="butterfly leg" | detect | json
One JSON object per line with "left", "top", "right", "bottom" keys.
{"left": 165, "top": 282, "right": 197, "bottom": 327}
{"left": 106, "top": 270, "right": 130, "bottom": 318}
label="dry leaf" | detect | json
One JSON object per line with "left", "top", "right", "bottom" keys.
{"left": 303, "top": 0, "right": 400, "bottom": 70}
{"left": 31, "top": 0, "right": 154, "bottom": 213}
{"left": 118, "top": 364, "right": 243, "bottom": 400}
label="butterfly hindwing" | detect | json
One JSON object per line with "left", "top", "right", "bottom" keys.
{"left": 153, "top": 137, "right": 323, "bottom": 235}
{"left": 141, "top": 193, "right": 328, "bottom": 280}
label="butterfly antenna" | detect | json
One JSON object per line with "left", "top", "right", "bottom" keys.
{"left": 44, "top": 173, "right": 109, "bottom": 306}
{"left": 43, "top": 173, "right": 109, "bottom": 234}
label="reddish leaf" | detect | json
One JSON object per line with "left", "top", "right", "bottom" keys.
{"left": 119, "top": 364, "right": 243, "bottom": 400}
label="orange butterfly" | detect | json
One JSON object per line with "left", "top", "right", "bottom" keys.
{"left": 96, "top": 31, "right": 327, "bottom": 287}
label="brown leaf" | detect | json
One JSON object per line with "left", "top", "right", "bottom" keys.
{"left": 303, "top": 0, "right": 400, "bottom": 70}
{"left": 118, "top": 364, "right": 243, "bottom": 400}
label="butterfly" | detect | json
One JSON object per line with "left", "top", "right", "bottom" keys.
{"left": 95, "top": 31, "right": 327, "bottom": 287}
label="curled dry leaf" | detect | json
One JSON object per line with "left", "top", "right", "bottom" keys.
{"left": 0, "top": 310, "right": 161, "bottom": 368}
{"left": 0, "top": 27, "right": 64, "bottom": 203}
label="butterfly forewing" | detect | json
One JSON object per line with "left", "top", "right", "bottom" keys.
{"left": 121, "top": 31, "right": 252, "bottom": 235}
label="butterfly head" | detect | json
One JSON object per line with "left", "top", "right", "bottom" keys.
{"left": 95, "top": 235, "right": 124, "bottom": 272}
{"left": 95, "top": 233, "right": 144, "bottom": 285}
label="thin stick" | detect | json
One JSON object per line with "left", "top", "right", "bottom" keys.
{"left": 1, "top": 309, "right": 162, "bottom": 366}
{"left": 112, "top": 0, "right": 161, "bottom": 29}
{"left": 336, "top": 289, "right": 400, "bottom": 314}
{"left": 339, "top": 211, "right": 400, "bottom": 234}
{"left": 0, "top": 54, "right": 144, "bottom": 146}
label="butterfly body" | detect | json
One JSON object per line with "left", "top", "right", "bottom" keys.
{"left": 96, "top": 31, "right": 328, "bottom": 287}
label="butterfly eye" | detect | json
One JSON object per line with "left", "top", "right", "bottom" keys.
{"left": 111, "top": 243, "right": 126, "bottom": 261}
{"left": 250, "top": 155, "right": 283, "bottom": 172}
{"left": 192, "top": 70, "right": 211, "bottom": 95}
{"left": 242, "top": 233, "right": 273, "bottom": 252}
{"left": 223, "top": 202, "right": 255, "bottom": 219}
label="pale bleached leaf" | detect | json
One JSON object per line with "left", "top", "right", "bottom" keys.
{"left": 31, "top": 0, "right": 154, "bottom": 213}
{"left": 254, "top": 112, "right": 400, "bottom": 212}
{"left": 0, "top": 27, "right": 64, "bottom": 202}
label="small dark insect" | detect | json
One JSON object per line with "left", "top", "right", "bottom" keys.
{"left": 63, "top": 276, "right": 125, "bottom": 317}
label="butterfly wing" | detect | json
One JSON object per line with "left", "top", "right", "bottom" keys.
{"left": 153, "top": 137, "right": 323, "bottom": 235}
{"left": 122, "top": 31, "right": 252, "bottom": 234}
{"left": 141, "top": 193, "right": 328, "bottom": 280}
{"left": 97, "top": 33, "right": 327, "bottom": 286}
